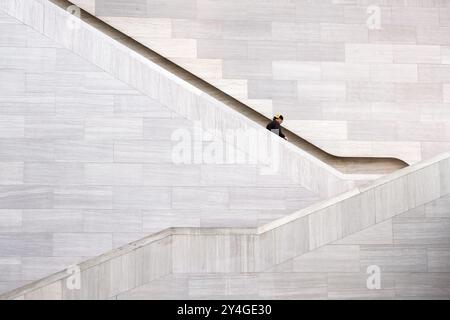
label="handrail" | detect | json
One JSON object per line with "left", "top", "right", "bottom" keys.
{"left": 41, "top": 0, "right": 407, "bottom": 176}
{"left": 2, "top": 151, "right": 449, "bottom": 300}
{"left": 0, "top": 0, "right": 374, "bottom": 199}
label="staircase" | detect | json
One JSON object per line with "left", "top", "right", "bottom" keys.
{"left": 0, "top": 0, "right": 448, "bottom": 300}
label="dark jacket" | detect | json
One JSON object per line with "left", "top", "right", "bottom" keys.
{"left": 266, "top": 120, "right": 286, "bottom": 139}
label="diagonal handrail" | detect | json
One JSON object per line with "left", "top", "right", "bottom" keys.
{"left": 2, "top": 151, "right": 449, "bottom": 300}
{"left": 48, "top": 0, "right": 407, "bottom": 176}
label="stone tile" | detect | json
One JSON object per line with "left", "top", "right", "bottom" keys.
{"left": 0, "top": 115, "right": 24, "bottom": 138}
{"left": 0, "top": 162, "right": 23, "bottom": 185}
{"left": 172, "top": 19, "right": 223, "bottom": 39}
{"left": 0, "top": 257, "right": 22, "bottom": 282}
{"left": 52, "top": 233, "right": 113, "bottom": 257}
{"left": 391, "top": 7, "right": 440, "bottom": 26}
{"left": 321, "top": 62, "right": 370, "bottom": 81}
{"left": 395, "top": 273, "right": 450, "bottom": 299}
{"left": 200, "top": 164, "right": 258, "bottom": 187}
{"left": 0, "top": 210, "right": 22, "bottom": 231}
{"left": 84, "top": 163, "right": 143, "bottom": 186}
{"left": 347, "top": 120, "right": 397, "bottom": 141}
{"left": 54, "top": 186, "right": 112, "bottom": 210}
{"left": 0, "top": 47, "right": 56, "bottom": 72}
{"left": 197, "top": 39, "right": 247, "bottom": 60}
{"left": 142, "top": 209, "right": 200, "bottom": 233}
{"left": 347, "top": 82, "right": 395, "bottom": 102}
{"left": 0, "top": 93, "right": 55, "bottom": 116}
{"left": 298, "top": 83, "right": 346, "bottom": 101}
{"left": 346, "top": 44, "right": 393, "bottom": 63}
{"left": 427, "top": 248, "right": 450, "bottom": 272}
{"left": 395, "top": 83, "right": 443, "bottom": 102}
{"left": 360, "top": 245, "right": 427, "bottom": 272}
{"left": 172, "top": 187, "right": 229, "bottom": 210}
{"left": 143, "top": 163, "right": 201, "bottom": 186}
{"left": 370, "top": 64, "right": 418, "bottom": 83}
{"left": 291, "top": 245, "right": 360, "bottom": 273}
{"left": 322, "top": 23, "right": 368, "bottom": 43}
{"left": 248, "top": 41, "right": 297, "bottom": 60}
{"left": 112, "top": 186, "right": 171, "bottom": 209}
{"left": 146, "top": 0, "right": 196, "bottom": 19}
{"left": 393, "top": 217, "right": 450, "bottom": 245}
{"left": 0, "top": 139, "right": 55, "bottom": 162}
{"left": 197, "top": 0, "right": 247, "bottom": 21}
{"left": 56, "top": 93, "right": 114, "bottom": 117}
{"left": 334, "top": 220, "right": 393, "bottom": 245}
{"left": 417, "top": 26, "right": 450, "bottom": 45}
{"left": 114, "top": 95, "right": 169, "bottom": 118}
{"left": 222, "top": 21, "right": 272, "bottom": 40}
{"left": 0, "top": 185, "right": 53, "bottom": 209}
{"left": 24, "top": 162, "right": 84, "bottom": 185}
{"left": 22, "top": 209, "right": 83, "bottom": 233}
{"left": 223, "top": 60, "right": 272, "bottom": 79}
{"left": 393, "top": 45, "right": 441, "bottom": 64}
{"left": 143, "top": 118, "right": 193, "bottom": 140}
{"left": 85, "top": 117, "right": 143, "bottom": 140}
{"left": 418, "top": 65, "right": 450, "bottom": 82}
{"left": 298, "top": 43, "right": 345, "bottom": 61}
{"left": 248, "top": 3, "right": 296, "bottom": 22}
{"left": 200, "top": 209, "right": 259, "bottom": 228}
{"left": 117, "top": 274, "right": 188, "bottom": 300}
{"left": 272, "top": 22, "right": 320, "bottom": 42}
{"left": 443, "top": 46, "right": 450, "bottom": 64}
{"left": 0, "top": 233, "right": 52, "bottom": 257}
{"left": 273, "top": 61, "right": 321, "bottom": 81}
{"left": 296, "top": 5, "right": 344, "bottom": 23}
{"left": 0, "top": 70, "right": 26, "bottom": 96}
{"left": 54, "top": 140, "right": 113, "bottom": 162}
{"left": 248, "top": 80, "right": 297, "bottom": 100}
{"left": 83, "top": 210, "right": 142, "bottom": 233}
{"left": 258, "top": 273, "right": 328, "bottom": 300}
{"left": 444, "top": 85, "right": 450, "bottom": 103}
{"left": 229, "top": 187, "right": 288, "bottom": 210}
{"left": 188, "top": 274, "right": 259, "bottom": 299}
{"left": 95, "top": 0, "right": 149, "bottom": 18}
{"left": 369, "top": 25, "right": 417, "bottom": 44}
{"left": 327, "top": 272, "right": 396, "bottom": 300}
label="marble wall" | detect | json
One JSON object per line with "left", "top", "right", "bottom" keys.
{"left": 69, "top": 0, "right": 450, "bottom": 163}
{"left": 120, "top": 194, "right": 450, "bottom": 300}
{"left": 3, "top": 0, "right": 447, "bottom": 299}
{"left": 0, "top": 7, "right": 320, "bottom": 294}
{"left": 4, "top": 152, "right": 450, "bottom": 300}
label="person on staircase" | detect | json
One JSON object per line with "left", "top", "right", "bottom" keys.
{"left": 266, "top": 114, "right": 288, "bottom": 141}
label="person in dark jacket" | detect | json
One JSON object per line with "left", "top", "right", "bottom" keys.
{"left": 266, "top": 114, "right": 288, "bottom": 140}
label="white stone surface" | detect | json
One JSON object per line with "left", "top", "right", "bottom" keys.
{"left": 0, "top": 0, "right": 358, "bottom": 294}
{"left": 63, "top": 0, "right": 450, "bottom": 163}
{"left": 3, "top": 152, "right": 450, "bottom": 300}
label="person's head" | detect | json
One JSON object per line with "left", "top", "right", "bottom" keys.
{"left": 273, "top": 114, "right": 284, "bottom": 124}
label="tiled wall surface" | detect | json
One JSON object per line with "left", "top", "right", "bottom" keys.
{"left": 4, "top": 153, "right": 450, "bottom": 300}
{"left": 0, "top": 10, "right": 320, "bottom": 294}
{"left": 118, "top": 194, "right": 450, "bottom": 299}
{"left": 70, "top": 0, "right": 450, "bottom": 163}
